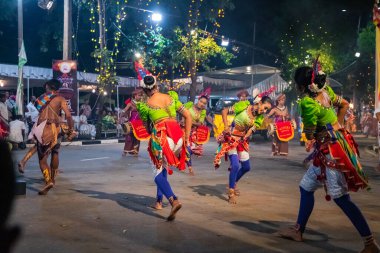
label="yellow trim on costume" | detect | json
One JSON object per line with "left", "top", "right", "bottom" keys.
{"left": 275, "top": 122, "right": 294, "bottom": 142}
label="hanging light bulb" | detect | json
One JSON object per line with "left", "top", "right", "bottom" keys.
{"left": 221, "top": 38, "right": 229, "bottom": 47}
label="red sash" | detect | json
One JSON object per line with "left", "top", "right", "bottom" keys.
{"left": 275, "top": 121, "right": 294, "bottom": 142}
{"left": 192, "top": 125, "right": 210, "bottom": 144}
{"left": 130, "top": 119, "right": 150, "bottom": 141}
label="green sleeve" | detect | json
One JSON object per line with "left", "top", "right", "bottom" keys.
{"left": 325, "top": 85, "right": 337, "bottom": 104}
{"left": 253, "top": 114, "right": 264, "bottom": 128}
{"left": 136, "top": 102, "right": 149, "bottom": 122}
{"left": 199, "top": 109, "right": 206, "bottom": 123}
{"left": 184, "top": 101, "right": 193, "bottom": 109}
{"left": 168, "top": 91, "right": 183, "bottom": 111}
{"left": 233, "top": 101, "right": 250, "bottom": 115}
{"left": 299, "top": 96, "right": 319, "bottom": 128}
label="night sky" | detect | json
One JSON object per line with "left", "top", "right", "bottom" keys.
{"left": 219, "top": 0, "right": 374, "bottom": 67}
{"left": 0, "top": 0, "right": 375, "bottom": 72}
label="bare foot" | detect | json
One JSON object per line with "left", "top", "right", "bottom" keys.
{"left": 18, "top": 161, "right": 25, "bottom": 174}
{"left": 228, "top": 189, "right": 237, "bottom": 204}
{"left": 150, "top": 202, "right": 163, "bottom": 210}
{"left": 188, "top": 167, "right": 195, "bottom": 176}
{"left": 277, "top": 225, "right": 303, "bottom": 242}
{"left": 226, "top": 185, "right": 240, "bottom": 196}
{"left": 167, "top": 199, "right": 182, "bottom": 221}
{"left": 38, "top": 182, "right": 54, "bottom": 195}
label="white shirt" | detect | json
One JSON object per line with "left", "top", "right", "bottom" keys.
{"left": 5, "top": 99, "right": 15, "bottom": 110}
{"left": 26, "top": 102, "right": 39, "bottom": 123}
{"left": 0, "top": 101, "right": 8, "bottom": 122}
{"left": 8, "top": 120, "right": 25, "bottom": 143}
{"left": 79, "top": 115, "right": 88, "bottom": 124}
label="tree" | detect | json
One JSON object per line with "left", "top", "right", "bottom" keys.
{"left": 279, "top": 21, "right": 336, "bottom": 81}
{"left": 356, "top": 23, "right": 376, "bottom": 106}
{"left": 173, "top": 28, "right": 234, "bottom": 101}
{"left": 172, "top": 0, "right": 235, "bottom": 101}
{"left": 123, "top": 27, "right": 173, "bottom": 78}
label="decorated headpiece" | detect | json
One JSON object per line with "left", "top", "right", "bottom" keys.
{"left": 140, "top": 75, "right": 157, "bottom": 90}
{"left": 199, "top": 87, "right": 211, "bottom": 100}
{"left": 253, "top": 86, "right": 276, "bottom": 104}
{"left": 308, "top": 55, "right": 326, "bottom": 93}
{"left": 134, "top": 60, "right": 151, "bottom": 81}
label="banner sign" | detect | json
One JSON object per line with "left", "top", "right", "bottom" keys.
{"left": 52, "top": 60, "right": 78, "bottom": 115}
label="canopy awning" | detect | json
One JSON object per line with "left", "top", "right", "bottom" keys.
{"left": 0, "top": 63, "right": 138, "bottom": 90}
{"left": 173, "top": 64, "right": 289, "bottom": 97}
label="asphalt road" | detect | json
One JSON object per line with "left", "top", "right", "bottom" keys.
{"left": 8, "top": 137, "right": 380, "bottom": 253}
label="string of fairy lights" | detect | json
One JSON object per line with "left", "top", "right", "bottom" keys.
{"left": 82, "top": 0, "right": 230, "bottom": 94}
{"left": 280, "top": 21, "right": 376, "bottom": 108}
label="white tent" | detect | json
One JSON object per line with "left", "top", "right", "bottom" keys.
{"left": 173, "top": 64, "right": 289, "bottom": 98}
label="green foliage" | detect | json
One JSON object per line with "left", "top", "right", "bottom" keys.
{"left": 91, "top": 47, "right": 119, "bottom": 87}
{"left": 280, "top": 22, "right": 336, "bottom": 81}
{"left": 124, "top": 27, "right": 173, "bottom": 74}
{"left": 358, "top": 24, "right": 375, "bottom": 59}
{"left": 355, "top": 24, "right": 376, "bottom": 106}
{"left": 173, "top": 28, "right": 234, "bottom": 71}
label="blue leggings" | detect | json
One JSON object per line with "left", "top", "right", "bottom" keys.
{"left": 297, "top": 187, "right": 371, "bottom": 236}
{"left": 186, "top": 146, "right": 192, "bottom": 167}
{"left": 229, "top": 154, "right": 251, "bottom": 188}
{"left": 155, "top": 169, "right": 176, "bottom": 202}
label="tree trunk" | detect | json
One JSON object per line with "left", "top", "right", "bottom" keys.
{"left": 98, "top": 0, "right": 105, "bottom": 74}
{"left": 187, "top": 0, "right": 200, "bottom": 102}
{"left": 95, "top": 0, "right": 106, "bottom": 139}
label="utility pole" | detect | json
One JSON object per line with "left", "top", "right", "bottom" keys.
{"left": 17, "top": 0, "right": 23, "bottom": 51}
{"left": 63, "top": 0, "right": 72, "bottom": 60}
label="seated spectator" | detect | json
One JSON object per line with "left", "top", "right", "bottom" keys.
{"left": 80, "top": 99, "right": 92, "bottom": 119}
{"left": 102, "top": 111, "right": 116, "bottom": 130}
{"left": 72, "top": 115, "right": 80, "bottom": 131}
{"left": 79, "top": 110, "right": 96, "bottom": 139}
{"left": 7, "top": 115, "right": 26, "bottom": 150}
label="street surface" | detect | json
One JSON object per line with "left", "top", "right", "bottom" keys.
{"left": 9, "top": 137, "right": 380, "bottom": 253}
